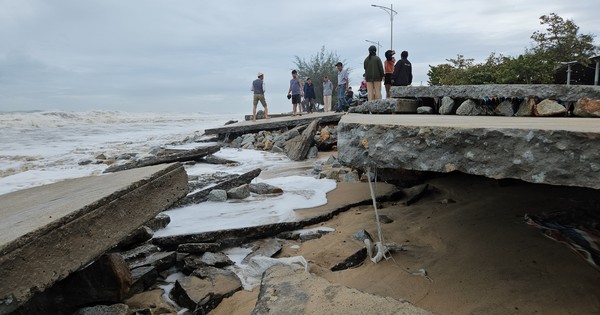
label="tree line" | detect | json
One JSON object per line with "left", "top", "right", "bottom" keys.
{"left": 427, "top": 13, "right": 599, "bottom": 85}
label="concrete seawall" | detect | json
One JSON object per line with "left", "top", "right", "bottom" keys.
{"left": 0, "top": 163, "right": 188, "bottom": 314}
{"left": 390, "top": 84, "right": 600, "bottom": 101}
{"left": 337, "top": 114, "right": 600, "bottom": 190}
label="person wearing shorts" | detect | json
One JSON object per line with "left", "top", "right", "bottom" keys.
{"left": 384, "top": 50, "right": 396, "bottom": 98}
{"left": 251, "top": 72, "right": 270, "bottom": 121}
{"left": 287, "top": 70, "right": 303, "bottom": 116}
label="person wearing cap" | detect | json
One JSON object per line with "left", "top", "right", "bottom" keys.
{"left": 251, "top": 72, "right": 269, "bottom": 122}
{"left": 335, "top": 62, "right": 349, "bottom": 112}
{"left": 303, "top": 78, "right": 316, "bottom": 113}
{"left": 287, "top": 70, "right": 303, "bottom": 116}
{"left": 363, "top": 45, "right": 384, "bottom": 101}
{"left": 384, "top": 50, "right": 396, "bottom": 98}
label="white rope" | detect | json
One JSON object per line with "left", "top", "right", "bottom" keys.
{"left": 366, "top": 166, "right": 390, "bottom": 263}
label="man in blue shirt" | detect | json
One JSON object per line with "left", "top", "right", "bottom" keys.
{"left": 287, "top": 70, "right": 304, "bottom": 116}
{"left": 335, "top": 62, "right": 349, "bottom": 112}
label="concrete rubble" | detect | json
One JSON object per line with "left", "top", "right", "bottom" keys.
{"left": 252, "top": 265, "right": 433, "bottom": 315}
{"left": 0, "top": 163, "right": 188, "bottom": 313}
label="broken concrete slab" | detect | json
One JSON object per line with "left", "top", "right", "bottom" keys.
{"left": 177, "top": 242, "right": 222, "bottom": 254}
{"left": 204, "top": 112, "right": 344, "bottom": 139}
{"left": 153, "top": 182, "right": 400, "bottom": 250}
{"left": 13, "top": 254, "right": 132, "bottom": 315}
{"left": 390, "top": 84, "right": 600, "bottom": 101}
{"left": 338, "top": 114, "right": 600, "bottom": 190}
{"left": 171, "top": 270, "right": 242, "bottom": 315}
{"left": 242, "top": 238, "right": 283, "bottom": 264}
{"left": 349, "top": 98, "right": 420, "bottom": 114}
{"left": 128, "top": 251, "right": 177, "bottom": 272}
{"left": 0, "top": 163, "right": 188, "bottom": 313}
{"left": 252, "top": 265, "right": 433, "bottom": 315}
{"left": 104, "top": 144, "right": 220, "bottom": 173}
{"left": 284, "top": 118, "right": 320, "bottom": 161}
{"left": 175, "top": 168, "right": 262, "bottom": 206}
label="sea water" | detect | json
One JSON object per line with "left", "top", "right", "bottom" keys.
{"left": 0, "top": 110, "right": 336, "bottom": 235}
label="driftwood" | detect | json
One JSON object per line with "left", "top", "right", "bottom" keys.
{"left": 104, "top": 145, "right": 220, "bottom": 173}
{"left": 174, "top": 168, "right": 262, "bottom": 207}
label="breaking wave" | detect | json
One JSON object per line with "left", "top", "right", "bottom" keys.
{"left": 0, "top": 110, "right": 236, "bottom": 128}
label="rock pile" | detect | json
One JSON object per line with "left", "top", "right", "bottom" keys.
{"left": 225, "top": 123, "right": 339, "bottom": 160}
{"left": 350, "top": 96, "right": 600, "bottom": 118}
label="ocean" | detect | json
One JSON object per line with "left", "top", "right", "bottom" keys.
{"left": 0, "top": 110, "right": 336, "bottom": 236}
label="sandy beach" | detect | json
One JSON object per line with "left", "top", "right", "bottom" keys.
{"left": 212, "top": 171, "right": 600, "bottom": 315}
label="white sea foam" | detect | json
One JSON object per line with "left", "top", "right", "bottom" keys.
{"left": 0, "top": 110, "right": 339, "bottom": 237}
{"left": 154, "top": 176, "right": 337, "bottom": 237}
{"left": 0, "top": 111, "right": 243, "bottom": 194}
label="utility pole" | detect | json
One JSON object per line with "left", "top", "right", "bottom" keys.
{"left": 365, "top": 40, "right": 382, "bottom": 56}
{"left": 371, "top": 4, "right": 397, "bottom": 50}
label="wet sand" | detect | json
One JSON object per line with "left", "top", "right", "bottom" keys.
{"left": 212, "top": 171, "right": 600, "bottom": 314}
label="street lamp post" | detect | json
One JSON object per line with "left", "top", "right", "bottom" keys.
{"left": 365, "top": 40, "right": 381, "bottom": 56}
{"left": 371, "top": 3, "right": 397, "bottom": 51}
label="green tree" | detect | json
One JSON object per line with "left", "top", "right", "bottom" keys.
{"left": 426, "top": 13, "right": 598, "bottom": 85}
{"left": 427, "top": 54, "right": 474, "bottom": 85}
{"left": 293, "top": 46, "right": 348, "bottom": 106}
{"left": 530, "top": 13, "right": 598, "bottom": 66}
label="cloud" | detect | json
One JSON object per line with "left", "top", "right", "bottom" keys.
{"left": 0, "top": 0, "right": 598, "bottom": 114}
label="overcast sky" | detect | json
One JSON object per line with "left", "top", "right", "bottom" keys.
{"left": 1, "top": 0, "right": 598, "bottom": 114}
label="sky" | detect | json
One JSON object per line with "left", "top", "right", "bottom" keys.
{"left": 0, "top": 0, "right": 598, "bottom": 114}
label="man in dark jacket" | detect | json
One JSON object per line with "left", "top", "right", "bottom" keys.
{"left": 392, "top": 51, "right": 412, "bottom": 86}
{"left": 303, "top": 78, "right": 316, "bottom": 113}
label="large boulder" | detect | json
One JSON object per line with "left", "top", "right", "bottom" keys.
{"left": 534, "top": 99, "right": 567, "bottom": 116}
{"left": 573, "top": 98, "right": 600, "bottom": 117}
{"left": 495, "top": 100, "right": 515, "bottom": 116}
{"left": 456, "top": 99, "right": 487, "bottom": 116}
{"left": 439, "top": 96, "right": 456, "bottom": 115}
{"left": 227, "top": 184, "right": 250, "bottom": 199}
{"left": 515, "top": 97, "right": 535, "bottom": 116}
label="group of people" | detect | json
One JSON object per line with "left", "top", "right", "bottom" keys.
{"left": 250, "top": 46, "right": 412, "bottom": 121}
{"left": 364, "top": 46, "right": 413, "bottom": 101}
{"left": 287, "top": 66, "right": 352, "bottom": 115}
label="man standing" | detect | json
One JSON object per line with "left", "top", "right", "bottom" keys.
{"left": 287, "top": 70, "right": 303, "bottom": 116}
{"left": 335, "top": 62, "right": 349, "bottom": 112}
{"left": 322, "top": 75, "right": 333, "bottom": 112}
{"left": 363, "top": 45, "right": 385, "bottom": 101}
{"left": 251, "top": 72, "right": 269, "bottom": 122}
{"left": 303, "top": 78, "right": 316, "bottom": 113}
{"left": 392, "top": 51, "right": 412, "bottom": 86}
